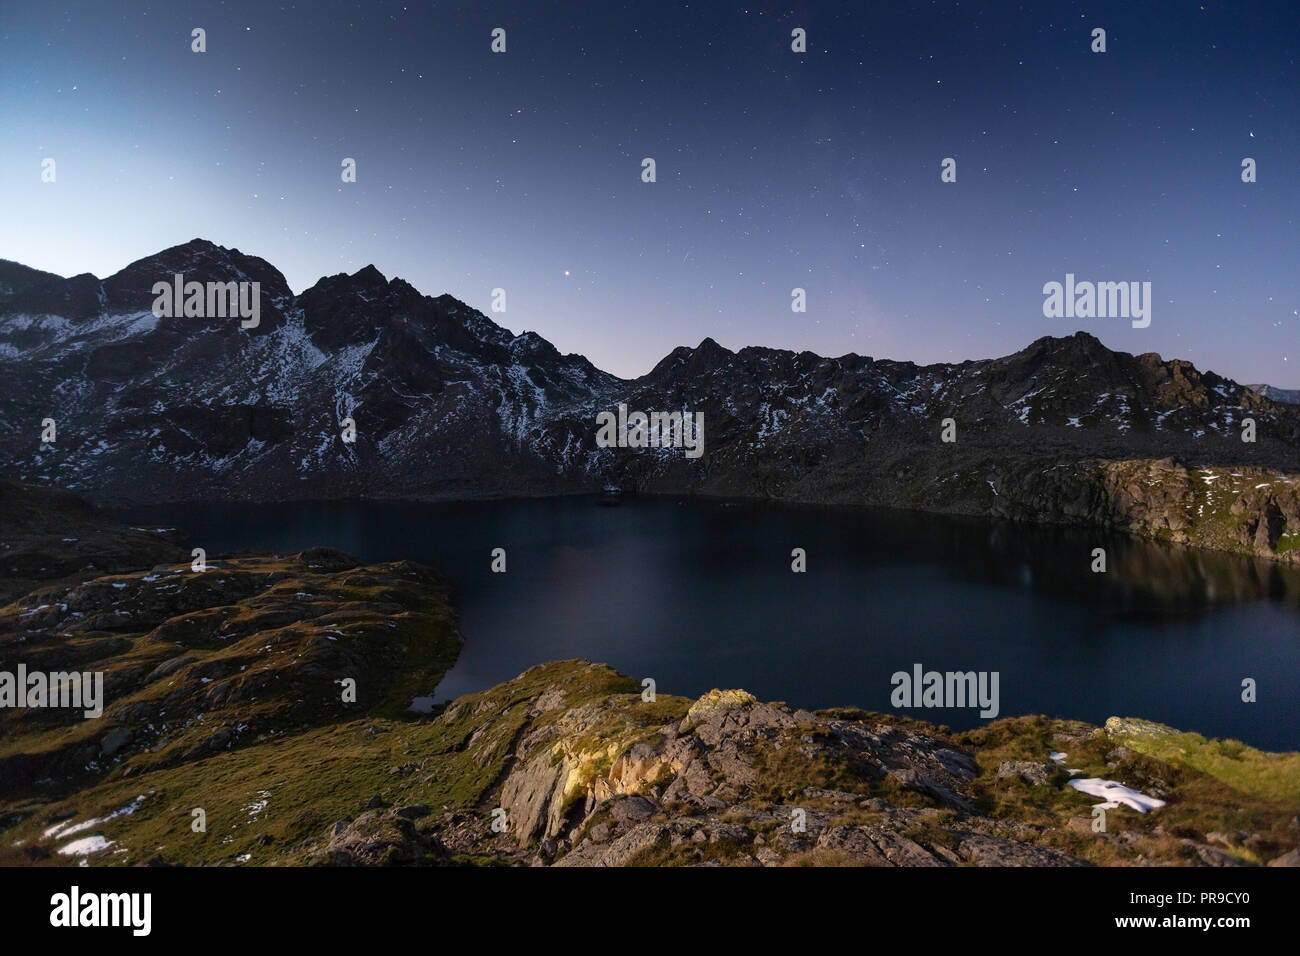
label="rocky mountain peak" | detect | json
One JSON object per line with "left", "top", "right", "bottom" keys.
{"left": 1, "top": 241, "right": 1298, "bottom": 562}
{"left": 100, "top": 239, "right": 294, "bottom": 322}
{"left": 694, "top": 335, "right": 731, "bottom": 357}
{"left": 350, "top": 264, "right": 389, "bottom": 289}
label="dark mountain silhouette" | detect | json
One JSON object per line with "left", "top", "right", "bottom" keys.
{"left": 2, "top": 240, "right": 1298, "bottom": 558}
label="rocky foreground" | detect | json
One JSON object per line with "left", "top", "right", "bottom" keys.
{"left": 1, "top": 536, "right": 1297, "bottom": 866}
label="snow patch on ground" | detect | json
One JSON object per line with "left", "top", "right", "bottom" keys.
{"left": 1068, "top": 778, "right": 1167, "bottom": 812}
{"left": 57, "top": 835, "right": 116, "bottom": 856}
{"left": 43, "top": 794, "right": 148, "bottom": 840}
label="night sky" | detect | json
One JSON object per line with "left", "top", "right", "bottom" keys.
{"left": 1, "top": 1, "right": 1296, "bottom": 383}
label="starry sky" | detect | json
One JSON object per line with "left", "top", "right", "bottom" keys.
{"left": 1, "top": 1, "right": 1296, "bottom": 382}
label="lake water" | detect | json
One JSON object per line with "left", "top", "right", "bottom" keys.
{"left": 118, "top": 496, "right": 1300, "bottom": 751}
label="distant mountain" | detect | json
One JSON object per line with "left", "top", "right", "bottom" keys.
{"left": 1249, "top": 384, "right": 1300, "bottom": 405}
{"left": 2, "top": 239, "right": 1298, "bottom": 558}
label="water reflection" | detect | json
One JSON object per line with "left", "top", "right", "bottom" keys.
{"left": 117, "top": 495, "right": 1300, "bottom": 749}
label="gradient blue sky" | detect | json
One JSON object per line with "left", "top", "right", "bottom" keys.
{"left": 1, "top": 1, "right": 1296, "bottom": 382}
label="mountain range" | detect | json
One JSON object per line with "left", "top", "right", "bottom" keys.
{"left": 1249, "top": 384, "right": 1300, "bottom": 405}
{"left": 2, "top": 239, "right": 1298, "bottom": 559}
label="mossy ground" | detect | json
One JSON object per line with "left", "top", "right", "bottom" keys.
{"left": 960, "top": 716, "right": 1299, "bottom": 865}
{"left": 3, "top": 641, "right": 1296, "bottom": 867}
